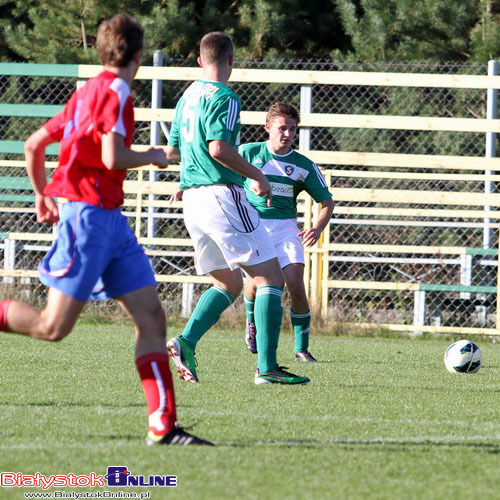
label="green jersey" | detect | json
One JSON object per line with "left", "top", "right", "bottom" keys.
{"left": 169, "top": 79, "right": 243, "bottom": 190}
{"left": 241, "top": 142, "right": 332, "bottom": 220}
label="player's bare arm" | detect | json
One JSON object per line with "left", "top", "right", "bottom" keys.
{"left": 166, "top": 145, "right": 181, "bottom": 163}
{"left": 24, "top": 126, "right": 60, "bottom": 225}
{"left": 298, "top": 197, "right": 334, "bottom": 247}
{"left": 102, "top": 132, "right": 169, "bottom": 170}
{"left": 208, "top": 139, "right": 273, "bottom": 206}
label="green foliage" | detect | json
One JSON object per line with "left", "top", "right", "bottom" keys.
{"left": 334, "top": 0, "right": 500, "bottom": 63}
{"left": 1, "top": 0, "right": 500, "bottom": 63}
{"left": 469, "top": 0, "right": 500, "bottom": 62}
{"left": 236, "top": 0, "right": 348, "bottom": 60}
{"left": 0, "top": 0, "right": 155, "bottom": 63}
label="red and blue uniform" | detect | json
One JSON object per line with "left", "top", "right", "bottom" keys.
{"left": 38, "top": 71, "right": 156, "bottom": 302}
{"left": 43, "top": 70, "right": 134, "bottom": 209}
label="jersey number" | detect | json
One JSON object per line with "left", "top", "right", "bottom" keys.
{"left": 181, "top": 105, "right": 195, "bottom": 142}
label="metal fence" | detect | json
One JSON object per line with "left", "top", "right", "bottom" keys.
{"left": 0, "top": 58, "right": 499, "bottom": 333}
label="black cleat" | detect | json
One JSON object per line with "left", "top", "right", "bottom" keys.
{"left": 146, "top": 426, "right": 214, "bottom": 446}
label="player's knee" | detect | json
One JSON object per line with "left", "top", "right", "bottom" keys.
{"left": 227, "top": 283, "right": 242, "bottom": 300}
{"left": 43, "top": 323, "right": 72, "bottom": 342}
{"left": 138, "top": 301, "right": 166, "bottom": 332}
{"left": 287, "top": 280, "right": 306, "bottom": 298}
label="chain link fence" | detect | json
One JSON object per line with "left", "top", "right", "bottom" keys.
{"left": 0, "top": 59, "right": 498, "bottom": 331}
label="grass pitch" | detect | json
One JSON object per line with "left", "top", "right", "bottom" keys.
{"left": 1, "top": 321, "right": 500, "bottom": 499}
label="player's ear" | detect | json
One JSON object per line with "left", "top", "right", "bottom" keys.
{"left": 133, "top": 50, "right": 142, "bottom": 67}
{"left": 197, "top": 56, "right": 203, "bottom": 68}
{"left": 228, "top": 53, "right": 234, "bottom": 67}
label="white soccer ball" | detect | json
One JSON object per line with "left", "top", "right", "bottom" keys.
{"left": 443, "top": 340, "right": 482, "bottom": 374}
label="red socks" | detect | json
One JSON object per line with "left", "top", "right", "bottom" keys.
{"left": 136, "top": 352, "right": 177, "bottom": 436}
{"left": 0, "top": 300, "right": 12, "bottom": 332}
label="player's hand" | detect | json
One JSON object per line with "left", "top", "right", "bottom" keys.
{"left": 298, "top": 228, "right": 321, "bottom": 247}
{"left": 149, "top": 147, "right": 169, "bottom": 169}
{"left": 250, "top": 176, "right": 273, "bottom": 207}
{"left": 35, "top": 195, "right": 59, "bottom": 225}
{"left": 168, "top": 189, "right": 184, "bottom": 205}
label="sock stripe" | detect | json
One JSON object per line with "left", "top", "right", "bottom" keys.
{"left": 212, "top": 286, "right": 234, "bottom": 306}
{"left": 290, "top": 310, "right": 311, "bottom": 319}
{"left": 256, "top": 285, "right": 282, "bottom": 298}
{"left": 244, "top": 295, "right": 254, "bottom": 306}
{"left": 149, "top": 361, "right": 167, "bottom": 432}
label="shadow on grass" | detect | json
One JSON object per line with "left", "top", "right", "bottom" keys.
{"left": 0, "top": 401, "right": 145, "bottom": 408}
{"left": 336, "top": 382, "right": 500, "bottom": 394}
{"left": 223, "top": 438, "right": 500, "bottom": 453}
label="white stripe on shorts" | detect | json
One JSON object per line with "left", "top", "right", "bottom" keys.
{"left": 228, "top": 184, "right": 256, "bottom": 233}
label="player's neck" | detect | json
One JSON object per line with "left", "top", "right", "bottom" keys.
{"left": 267, "top": 141, "right": 292, "bottom": 156}
{"left": 104, "top": 63, "right": 138, "bottom": 86}
{"left": 202, "top": 65, "right": 232, "bottom": 86}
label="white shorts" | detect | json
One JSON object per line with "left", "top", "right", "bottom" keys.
{"left": 261, "top": 218, "right": 305, "bottom": 268}
{"left": 182, "top": 185, "right": 277, "bottom": 275}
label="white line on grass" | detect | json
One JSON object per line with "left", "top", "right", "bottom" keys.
{"left": 194, "top": 409, "right": 500, "bottom": 430}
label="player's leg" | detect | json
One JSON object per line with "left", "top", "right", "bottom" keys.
{"left": 119, "top": 287, "right": 177, "bottom": 438}
{"left": 242, "top": 259, "right": 309, "bottom": 384}
{"left": 0, "top": 287, "right": 84, "bottom": 340}
{"left": 181, "top": 267, "right": 241, "bottom": 349}
{"left": 243, "top": 276, "right": 257, "bottom": 353}
{"left": 283, "top": 263, "right": 316, "bottom": 362}
{"left": 118, "top": 285, "right": 212, "bottom": 446}
{"left": 241, "top": 258, "right": 283, "bottom": 372}
{"left": 168, "top": 267, "right": 240, "bottom": 382}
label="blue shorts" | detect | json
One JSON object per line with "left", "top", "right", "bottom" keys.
{"left": 39, "top": 202, "right": 157, "bottom": 302}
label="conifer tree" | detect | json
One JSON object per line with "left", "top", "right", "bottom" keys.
{"left": 1, "top": 0, "right": 154, "bottom": 63}
{"left": 334, "top": 0, "right": 500, "bottom": 63}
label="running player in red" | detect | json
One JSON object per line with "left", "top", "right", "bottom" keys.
{"left": 0, "top": 13, "right": 211, "bottom": 446}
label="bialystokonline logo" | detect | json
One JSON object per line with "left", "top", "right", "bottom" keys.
{"left": 0, "top": 467, "right": 177, "bottom": 490}
{"left": 104, "top": 467, "right": 176, "bottom": 487}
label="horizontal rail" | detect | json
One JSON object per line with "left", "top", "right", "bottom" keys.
{"left": 0, "top": 63, "right": 79, "bottom": 77}
{"left": 0, "top": 103, "right": 63, "bottom": 117}
{"left": 332, "top": 206, "right": 500, "bottom": 219}
{"left": 328, "top": 169, "right": 500, "bottom": 182}
{"left": 328, "top": 280, "right": 497, "bottom": 293}
{"left": 77, "top": 65, "right": 500, "bottom": 89}
{"left": 327, "top": 243, "right": 498, "bottom": 255}
{"left": 330, "top": 187, "right": 500, "bottom": 206}
{"left": 308, "top": 151, "right": 500, "bottom": 170}
{"left": 4, "top": 62, "right": 499, "bottom": 89}
{"left": 3, "top": 151, "right": 500, "bottom": 173}
{"left": 133, "top": 108, "right": 500, "bottom": 133}
{"left": 339, "top": 322, "right": 500, "bottom": 335}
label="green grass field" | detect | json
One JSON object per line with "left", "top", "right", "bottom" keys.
{"left": 1, "top": 320, "right": 500, "bottom": 500}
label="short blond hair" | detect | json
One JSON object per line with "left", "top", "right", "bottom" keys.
{"left": 266, "top": 102, "right": 300, "bottom": 126}
{"left": 200, "top": 32, "right": 233, "bottom": 64}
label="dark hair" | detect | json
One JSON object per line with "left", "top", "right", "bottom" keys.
{"left": 266, "top": 102, "right": 300, "bottom": 126}
{"left": 97, "top": 13, "right": 144, "bottom": 67}
{"left": 200, "top": 32, "right": 233, "bottom": 64}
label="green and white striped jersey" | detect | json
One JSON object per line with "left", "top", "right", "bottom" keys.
{"left": 240, "top": 141, "right": 332, "bottom": 220}
{"left": 169, "top": 79, "right": 243, "bottom": 189}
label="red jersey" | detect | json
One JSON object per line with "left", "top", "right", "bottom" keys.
{"left": 43, "top": 70, "right": 135, "bottom": 209}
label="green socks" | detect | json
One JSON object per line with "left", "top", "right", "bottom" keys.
{"left": 254, "top": 285, "right": 283, "bottom": 374}
{"left": 291, "top": 310, "right": 311, "bottom": 353}
{"left": 181, "top": 286, "right": 234, "bottom": 349}
{"left": 244, "top": 294, "right": 255, "bottom": 324}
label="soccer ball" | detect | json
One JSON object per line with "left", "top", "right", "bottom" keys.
{"left": 443, "top": 340, "right": 482, "bottom": 374}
